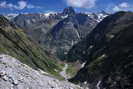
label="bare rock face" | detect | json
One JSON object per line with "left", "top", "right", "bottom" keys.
{"left": 0, "top": 54, "right": 82, "bottom": 89}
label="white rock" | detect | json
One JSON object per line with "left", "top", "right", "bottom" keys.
{"left": 2, "top": 75, "right": 8, "bottom": 81}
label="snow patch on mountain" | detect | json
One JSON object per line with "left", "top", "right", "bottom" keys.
{"left": 5, "top": 13, "right": 19, "bottom": 20}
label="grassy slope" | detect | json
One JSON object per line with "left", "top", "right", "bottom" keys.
{"left": 0, "top": 15, "right": 63, "bottom": 78}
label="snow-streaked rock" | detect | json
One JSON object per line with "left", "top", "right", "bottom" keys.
{"left": 0, "top": 54, "right": 82, "bottom": 89}
{"left": 43, "top": 12, "right": 58, "bottom": 18}
{"left": 5, "top": 13, "right": 19, "bottom": 20}
{"left": 81, "top": 62, "right": 86, "bottom": 68}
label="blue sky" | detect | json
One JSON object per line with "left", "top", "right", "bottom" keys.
{"left": 0, "top": 0, "right": 133, "bottom": 14}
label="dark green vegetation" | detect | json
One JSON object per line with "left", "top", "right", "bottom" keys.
{"left": 69, "top": 12, "right": 133, "bottom": 89}
{"left": 0, "top": 15, "right": 63, "bottom": 78}
{"left": 66, "top": 64, "right": 78, "bottom": 77}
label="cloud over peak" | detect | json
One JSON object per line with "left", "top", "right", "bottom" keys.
{"left": 17, "top": 1, "right": 27, "bottom": 10}
{"left": 66, "top": 0, "right": 96, "bottom": 8}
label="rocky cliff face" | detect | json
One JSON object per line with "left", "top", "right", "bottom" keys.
{"left": 44, "top": 14, "right": 98, "bottom": 59}
{"left": 42, "top": 7, "right": 101, "bottom": 59}
{"left": 13, "top": 13, "right": 62, "bottom": 43}
{"left": 69, "top": 11, "right": 133, "bottom": 89}
{"left": 0, "top": 15, "right": 61, "bottom": 76}
{"left": 0, "top": 54, "right": 82, "bottom": 89}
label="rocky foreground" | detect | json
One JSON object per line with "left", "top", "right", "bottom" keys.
{"left": 0, "top": 54, "right": 82, "bottom": 89}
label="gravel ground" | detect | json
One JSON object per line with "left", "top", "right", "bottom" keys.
{"left": 0, "top": 54, "right": 82, "bottom": 89}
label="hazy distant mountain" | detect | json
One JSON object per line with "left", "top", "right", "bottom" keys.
{"left": 4, "top": 13, "right": 19, "bottom": 20}
{"left": 13, "top": 13, "right": 62, "bottom": 42}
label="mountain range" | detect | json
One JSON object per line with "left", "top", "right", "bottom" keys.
{"left": 0, "top": 7, "right": 133, "bottom": 89}
{"left": 9, "top": 7, "right": 108, "bottom": 59}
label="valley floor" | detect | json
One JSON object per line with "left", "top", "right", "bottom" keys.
{"left": 60, "top": 64, "right": 70, "bottom": 80}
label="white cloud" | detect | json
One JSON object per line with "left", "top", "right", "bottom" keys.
{"left": 0, "top": 1, "right": 6, "bottom": 8}
{"left": 113, "top": 2, "right": 130, "bottom": 12}
{"left": 27, "top": 4, "right": 41, "bottom": 9}
{"left": 0, "top": 1, "right": 41, "bottom": 10}
{"left": 119, "top": 2, "right": 129, "bottom": 8}
{"left": 17, "top": 1, "right": 27, "bottom": 10}
{"left": 27, "top": 4, "right": 35, "bottom": 9}
{"left": 66, "top": 0, "right": 96, "bottom": 8}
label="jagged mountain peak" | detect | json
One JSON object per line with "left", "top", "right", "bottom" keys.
{"left": 62, "top": 7, "right": 75, "bottom": 16}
